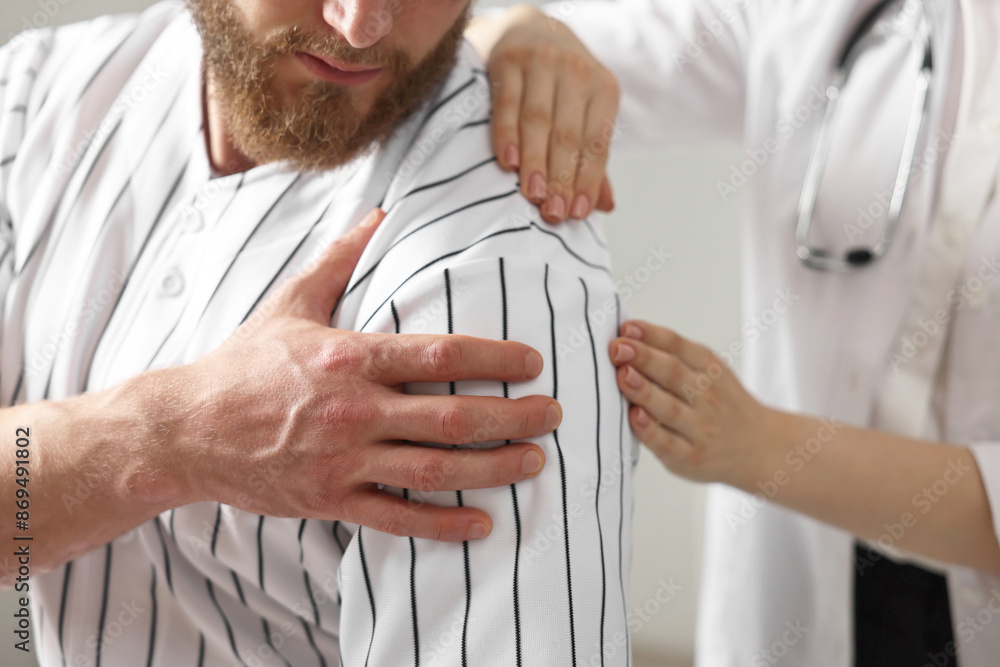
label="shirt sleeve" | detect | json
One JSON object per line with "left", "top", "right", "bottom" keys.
{"left": 544, "top": 0, "right": 761, "bottom": 149}
{"left": 334, "top": 239, "right": 637, "bottom": 664}
{"left": 968, "top": 444, "right": 1000, "bottom": 550}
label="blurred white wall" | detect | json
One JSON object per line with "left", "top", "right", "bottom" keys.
{"left": 0, "top": 1, "right": 745, "bottom": 665}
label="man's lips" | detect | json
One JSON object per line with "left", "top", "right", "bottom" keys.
{"left": 294, "top": 51, "right": 383, "bottom": 86}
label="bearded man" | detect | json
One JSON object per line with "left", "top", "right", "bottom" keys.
{"left": 0, "top": 1, "right": 635, "bottom": 664}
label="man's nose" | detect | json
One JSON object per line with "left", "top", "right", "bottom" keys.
{"left": 322, "top": 0, "right": 395, "bottom": 49}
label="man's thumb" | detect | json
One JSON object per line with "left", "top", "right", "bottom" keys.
{"left": 296, "top": 208, "right": 386, "bottom": 320}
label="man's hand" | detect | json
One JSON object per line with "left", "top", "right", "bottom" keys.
{"left": 467, "top": 4, "right": 619, "bottom": 223}
{"left": 175, "top": 209, "right": 558, "bottom": 542}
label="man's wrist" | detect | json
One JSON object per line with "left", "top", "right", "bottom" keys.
{"left": 98, "top": 366, "right": 202, "bottom": 509}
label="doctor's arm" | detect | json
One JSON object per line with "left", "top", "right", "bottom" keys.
{"left": 609, "top": 320, "right": 1000, "bottom": 575}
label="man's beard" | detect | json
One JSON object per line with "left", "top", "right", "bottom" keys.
{"left": 187, "top": 0, "right": 469, "bottom": 172}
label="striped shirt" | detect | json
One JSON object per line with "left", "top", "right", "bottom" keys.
{"left": 0, "top": 2, "right": 637, "bottom": 665}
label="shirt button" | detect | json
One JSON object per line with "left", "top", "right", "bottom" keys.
{"left": 181, "top": 207, "right": 204, "bottom": 233}
{"left": 159, "top": 269, "right": 184, "bottom": 297}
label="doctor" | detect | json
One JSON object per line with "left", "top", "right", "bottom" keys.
{"left": 470, "top": 0, "right": 1000, "bottom": 665}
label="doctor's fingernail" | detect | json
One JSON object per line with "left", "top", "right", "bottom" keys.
{"left": 614, "top": 344, "right": 635, "bottom": 364}
{"left": 546, "top": 195, "right": 567, "bottom": 220}
{"left": 634, "top": 408, "right": 650, "bottom": 427}
{"left": 468, "top": 522, "right": 490, "bottom": 540}
{"left": 505, "top": 145, "right": 520, "bottom": 169}
{"left": 625, "top": 366, "right": 643, "bottom": 389}
{"left": 623, "top": 324, "right": 642, "bottom": 340}
{"left": 529, "top": 173, "right": 547, "bottom": 202}
{"left": 571, "top": 194, "right": 590, "bottom": 220}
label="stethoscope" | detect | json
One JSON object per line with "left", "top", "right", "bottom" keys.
{"left": 796, "top": 0, "right": 934, "bottom": 272}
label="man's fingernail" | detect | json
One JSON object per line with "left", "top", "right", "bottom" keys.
{"left": 623, "top": 324, "right": 642, "bottom": 340}
{"left": 547, "top": 195, "right": 566, "bottom": 220}
{"left": 522, "top": 450, "right": 543, "bottom": 475}
{"left": 614, "top": 343, "right": 635, "bottom": 364}
{"left": 625, "top": 366, "right": 643, "bottom": 389}
{"left": 525, "top": 351, "right": 543, "bottom": 377}
{"left": 545, "top": 403, "right": 562, "bottom": 431}
{"left": 529, "top": 173, "right": 547, "bottom": 202}
{"left": 505, "top": 145, "right": 520, "bottom": 169}
{"left": 634, "top": 407, "right": 650, "bottom": 427}
{"left": 468, "top": 522, "right": 490, "bottom": 540}
{"left": 571, "top": 194, "right": 590, "bottom": 219}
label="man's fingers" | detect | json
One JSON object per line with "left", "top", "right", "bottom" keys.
{"left": 369, "top": 441, "right": 546, "bottom": 493}
{"left": 371, "top": 334, "right": 545, "bottom": 385}
{"left": 386, "top": 394, "right": 561, "bottom": 445}
{"left": 289, "top": 208, "right": 385, "bottom": 321}
{"left": 344, "top": 488, "right": 495, "bottom": 542}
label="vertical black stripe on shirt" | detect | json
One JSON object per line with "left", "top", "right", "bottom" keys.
{"left": 57, "top": 561, "right": 72, "bottom": 667}
{"left": 444, "top": 268, "right": 471, "bottom": 667}
{"left": 357, "top": 527, "right": 377, "bottom": 667}
{"left": 206, "top": 578, "right": 242, "bottom": 665}
{"left": 499, "top": 258, "right": 524, "bottom": 667}
{"left": 146, "top": 566, "right": 158, "bottom": 667}
{"left": 211, "top": 504, "right": 223, "bottom": 556}
{"left": 94, "top": 544, "right": 113, "bottom": 667}
{"left": 581, "top": 278, "right": 607, "bottom": 666}
{"left": 392, "top": 300, "right": 421, "bottom": 667}
{"left": 297, "top": 520, "right": 322, "bottom": 627}
{"left": 192, "top": 175, "right": 302, "bottom": 332}
{"left": 257, "top": 515, "right": 266, "bottom": 591}
{"left": 262, "top": 619, "right": 292, "bottom": 667}
{"left": 74, "top": 23, "right": 136, "bottom": 105}
{"left": 614, "top": 294, "right": 630, "bottom": 667}
{"left": 197, "top": 633, "right": 206, "bottom": 667}
{"left": 332, "top": 522, "right": 346, "bottom": 555}
{"left": 238, "top": 198, "right": 329, "bottom": 327}
{"left": 231, "top": 571, "right": 247, "bottom": 606}
{"left": 545, "top": 264, "right": 577, "bottom": 666}
{"left": 154, "top": 517, "right": 173, "bottom": 593}
{"left": 301, "top": 619, "right": 327, "bottom": 667}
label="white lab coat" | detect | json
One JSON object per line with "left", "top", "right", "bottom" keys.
{"left": 551, "top": 0, "right": 1000, "bottom": 664}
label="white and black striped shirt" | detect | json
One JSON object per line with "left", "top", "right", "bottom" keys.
{"left": 1, "top": 2, "right": 637, "bottom": 665}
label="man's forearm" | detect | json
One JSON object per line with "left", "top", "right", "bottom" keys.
{"left": 738, "top": 410, "right": 1000, "bottom": 573}
{"left": 0, "top": 367, "right": 190, "bottom": 588}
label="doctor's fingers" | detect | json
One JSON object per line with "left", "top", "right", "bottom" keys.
{"left": 630, "top": 405, "right": 696, "bottom": 470}
{"left": 517, "top": 56, "right": 557, "bottom": 205}
{"left": 616, "top": 364, "right": 701, "bottom": 443}
{"left": 609, "top": 337, "right": 702, "bottom": 401}
{"left": 539, "top": 68, "right": 590, "bottom": 222}
{"left": 620, "top": 320, "right": 719, "bottom": 373}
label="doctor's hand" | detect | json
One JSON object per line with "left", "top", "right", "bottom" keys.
{"left": 466, "top": 4, "right": 618, "bottom": 223}
{"left": 609, "top": 320, "right": 776, "bottom": 484}
{"left": 172, "top": 209, "right": 557, "bottom": 542}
